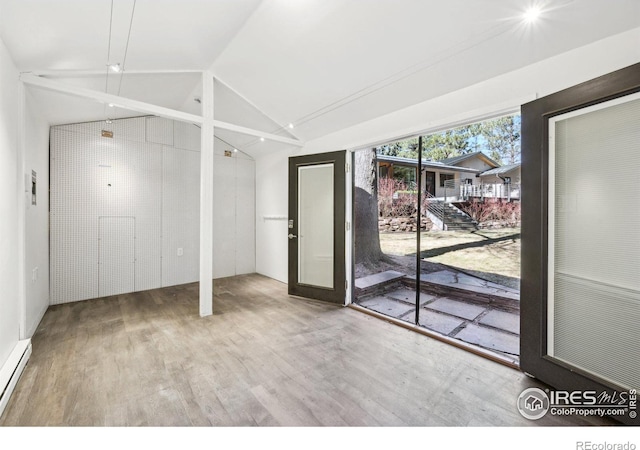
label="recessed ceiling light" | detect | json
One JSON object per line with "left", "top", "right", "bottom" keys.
{"left": 108, "top": 103, "right": 115, "bottom": 108}
{"left": 260, "top": 137, "right": 265, "bottom": 142}
{"left": 108, "top": 63, "right": 121, "bottom": 73}
{"left": 233, "top": 148, "right": 238, "bottom": 153}
{"left": 524, "top": 5, "right": 542, "bottom": 22}
{"left": 288, "top": 123, "right": 294, "bottom": 129}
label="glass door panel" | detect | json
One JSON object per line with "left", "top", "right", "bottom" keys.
{"left": 298, "top": 164, "right": 334, "bottom": 289}
{"left": 548, "top": 93, "right": 640, "bottom": 391}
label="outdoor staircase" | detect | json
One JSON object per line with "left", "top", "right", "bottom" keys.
{"left": 425, "top": 197, "right": 477, "bottom": 231}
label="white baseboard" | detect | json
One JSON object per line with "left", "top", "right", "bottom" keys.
{"left": 0, "top": 339, "right": 32, "bottom": 419}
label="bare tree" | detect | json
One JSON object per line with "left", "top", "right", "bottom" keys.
{"left": 354, "top": 148, "right": 384, "bottom": 265}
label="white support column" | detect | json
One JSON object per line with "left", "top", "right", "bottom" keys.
{"left": 199, "top": 71, "right": 214, "bottom": 317}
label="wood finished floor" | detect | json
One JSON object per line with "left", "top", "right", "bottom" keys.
{"left": 1, "top": 274, "right": 615, "bottom": 426}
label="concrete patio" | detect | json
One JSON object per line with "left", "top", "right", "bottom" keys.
{"left": 354, "top": 270, "right": 520, "bottom": 360}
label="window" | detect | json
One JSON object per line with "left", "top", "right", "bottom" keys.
{"left": 393, "top": 166, "right": 417, "bottom": 187}
{"left": 439, "top": 173, "right": 454, "bottom": 187}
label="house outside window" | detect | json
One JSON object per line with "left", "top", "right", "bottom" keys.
{"left": 439, "top": 173, "right": 454, "bottom": 187}
{"left": 393, "top": 166, "right": 417, "bottom": 188}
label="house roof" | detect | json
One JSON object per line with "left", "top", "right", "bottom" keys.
{"left": 440, "top": 151, "right": 500, "bottom": 168}
{"left": 376, "top": 154, "right": 479, "bottom": 174}
{"left": 480, "top": 163, "right": 521, "bottom": 177}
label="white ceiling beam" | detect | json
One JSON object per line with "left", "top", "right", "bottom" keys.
{"left": 20, "top": 72, "right": 203, "bottom": 124}
{"left": 30, "top": 69, "right": 203, "bottom": 77}
{"left": 213, "top": 119, "right": 303, "bottom": 147}
{"left": 20, "top": 73, "right": 304, "bottom": 147}
{"left": 214, "top": 75, "right": 302, "bottom": 141}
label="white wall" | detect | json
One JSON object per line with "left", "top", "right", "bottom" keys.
{"left": 255, "top": 27, "right": 640, "bottom": 283}
{"left": 255, "top": 148, "right": 290, "bottom": 283}
{"left": 0, "top": 37, "right": 20, "bottom": 372}
{"left": 23, "top": 92, "right": 50, "bottom": 336}
{"left": 50, "top": 116, "right": 256, "bottom": 304}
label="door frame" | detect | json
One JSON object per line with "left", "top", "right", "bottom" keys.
{"left": 425, "top": 170, "right": 436, "bottom": 196}
{"left": 521, "top": 62, "right": 640, "bottom": 425}
{"left": 288, "top": 150, "right": 346, "bottom": 304}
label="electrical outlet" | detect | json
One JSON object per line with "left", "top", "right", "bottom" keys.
{"left": 177, "top": 248, "right": 184, "bottom": 257}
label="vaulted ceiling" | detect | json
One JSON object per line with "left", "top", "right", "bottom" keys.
{"left": 1, "top": 0, "right": 639, "bottom": 157}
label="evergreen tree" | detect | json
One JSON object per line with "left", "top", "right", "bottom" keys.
{"left": 478, "top": 115, "right": 521, "bottom": 164}
{"left": 375, "top": 114, "right": 521, "bottom": 164}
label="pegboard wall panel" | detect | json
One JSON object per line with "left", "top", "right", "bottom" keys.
{"left": 213, "top": 154, "right": 237, "bottom": 278}
{"left": 162, "top": 146, "right": 200, "bottom": 287}
{"left": 50, "top": 121, "right": 163, "bottom": 304}
{"left": 99, "top": 216, "right": 135, "bottom": 297}
{"left": 50, "top": 129, "right": 100, "bottom": 303}
{"left": 50, "top": 116, "right": 255, "bottom": 304}
{"left": 212, "top": 154, "right": 256, "bottom": 278}
{"left": 235, "top": 157, "right": 256, "bottom": 275}
{"left": 174, "top": 121, "right": 200, "bottom": 152}
{"left": 146, "top": 117, "right": 174, "bottom": 146}
{"left": 56, "top": 117, "right": 147, "bottom": 143}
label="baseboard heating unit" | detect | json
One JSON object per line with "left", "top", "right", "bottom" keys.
{"left": 0, "top": 339, "right": 31, "bottom": 418}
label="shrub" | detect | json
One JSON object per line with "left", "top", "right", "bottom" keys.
{"left": 378, "top": 176, "right": 459, "bottom": 222}
{"left": 459, "top": 199, "right": 521, "bottom": 227}
{"left": 378, "top": 177, "right": 417, "bottom": 217}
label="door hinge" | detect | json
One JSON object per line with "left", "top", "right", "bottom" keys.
{"left": 345, "top": 162, "right": 350, "bottom": 173}
{"left": 345, "top": 280, "right": 348, "bottom": 290}
{"left": 345, "top": 221, "right": 351, "bottom": 231}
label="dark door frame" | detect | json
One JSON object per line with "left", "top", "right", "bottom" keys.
{"left": 288, "top": 150, "right": 346, "bottom": 304}
{"left": 521, "top": 62, "right": 640, "bottom": 425}
{"left": 425, "top": 170, "right": 436, "bottom": 196}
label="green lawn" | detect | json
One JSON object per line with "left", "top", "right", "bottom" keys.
{"left": 379, "top": 228, "right": 521, "bottom": 290}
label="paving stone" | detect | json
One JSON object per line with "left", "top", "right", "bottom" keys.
{"left": 386, "top": 288, "right": 436, "bottom": 306}
{"left": 420, "top": 270, "right": 520, "bottom": 300}
{"left": 358, "top": 296, "right": 414, "bottom": 319}
{"left": 425, "top": 297, "right": 486, "bottom": 320}
{"left": 480, "top": 310, "right": 520, "bottom": 335}
{"left": 355, "top": 270, "right": 405, "bottom": 290}
{"left": 454, "top": 324, "right": 520, "bottom": 355}
{"left": 417, "top": 310, "right": 465, "bottom": 336}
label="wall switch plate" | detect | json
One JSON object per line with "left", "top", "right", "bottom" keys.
{"left": 177, "top": 248, "right": 184, "bottom": 256}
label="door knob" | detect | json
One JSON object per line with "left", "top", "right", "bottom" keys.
{"left": 288, "top": 234, "right": 297, "bottom": 239}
